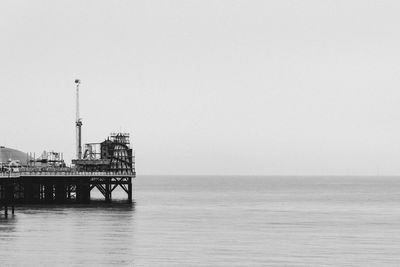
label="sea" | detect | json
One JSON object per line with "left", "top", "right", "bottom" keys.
{"left": 0, "top": 175, "right": 400, "bottom": 266}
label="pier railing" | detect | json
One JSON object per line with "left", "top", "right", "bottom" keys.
{"left": 0, "top": 171, "right": 135, "bottom": 178}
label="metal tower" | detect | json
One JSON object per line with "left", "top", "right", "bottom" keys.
{"left": 75, "top": 79, "right": 82, "bottom": 159}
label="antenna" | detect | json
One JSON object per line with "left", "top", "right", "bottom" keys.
{"left": 75, "top": 79, "right": 80, "bottom": 121}
{"left": 75, "top": 79, "right": 83, "bottom": 159}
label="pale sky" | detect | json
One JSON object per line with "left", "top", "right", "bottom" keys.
{"left": 1, "top": 0, "right": 400, "bottom": 175}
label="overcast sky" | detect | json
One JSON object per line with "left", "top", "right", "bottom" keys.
{"left": 1, "top": 0, "right": 400, "bottom": 175}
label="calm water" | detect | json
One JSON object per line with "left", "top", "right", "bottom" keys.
{"left": 1, "top": 176, "right": 400, "bottom": 266}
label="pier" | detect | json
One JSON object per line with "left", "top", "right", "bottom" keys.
{"left": 0, "top": 170, "right": 134, "bottom": 204}
{"left": 0, "top": 131, "right": 136, "bottom": 208}
{"left": 0, "top": 80, "right": 136, "bottom": 213}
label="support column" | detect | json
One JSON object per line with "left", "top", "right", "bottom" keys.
{"left": 76, "top": 178, "right": 90, "bottom": 204}
{"left": 23, "top": 179, "right": 40, "bottom": 203}
{"left": 33, "top": 183, "right": 41, "bottom": 203}
{"left": 23, "top": 182, "right": 33, "bottom": 203}
{"left": 5, "top": 183, "right": 14, "bottom": 216}
{"left": 44, "top": 183, "right": 54, "bottom": 203}
{"left": 66, "top": 184, "right": 73, "bottom": 201}
{"left": 55, "top": 183, "right": 67, "bottom": 203}
{"left": 128, "top": 178, "right": 132, "bottom": 203}
{"left": 105, "top": 178, "right": 111, "bottom": 202}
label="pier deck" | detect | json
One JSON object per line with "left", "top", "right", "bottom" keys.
{"left": 0, "top": 171, "right": 135, "bottom": 205}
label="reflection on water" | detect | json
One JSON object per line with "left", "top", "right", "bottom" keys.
{"left": 0, "top": 201, "right": 136, "bottom": 266}
{"left": 0, "top": 215, "right": 16, "bottom": 233}
{"left": 1, "top": 176, "right": 400, "bottom": 266}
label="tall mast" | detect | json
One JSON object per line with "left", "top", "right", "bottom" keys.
{"left": 75, "top": 79, "right": 82, "bottom": 159}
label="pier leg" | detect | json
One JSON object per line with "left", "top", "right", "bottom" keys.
{"left": 55, "top": 183, "right": 67, "bottom": 203}
{"left": 67, "top": 185, "right": 71, "bottom": 200}
{"left": 23, "top": 180, "right": 40, "bottom": 204}
{"left": 44, "top": 183, "right": 54, "bottom": 203}
{"left": 82, "top": 182, "right": 90, "bottom": 203}
{"left": 24, "top": 182, "right": 33, "bottom": 203}
{"left": 105, "top": 178, "right": 111, "bottom": 203}
{"left": 76, "top": 179, "right": 90, "bottom": 204}
{"left": 32, "top": 183, "right": 40, "bottom": 203}
{"left": 128, "top": 178, "right": 132, "bottom": 203}
{"left": 4, "top": 183, "right": 14, "bottom": 216}
{"left": 12, "top": 206, "right": 14, "bottom": 215}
